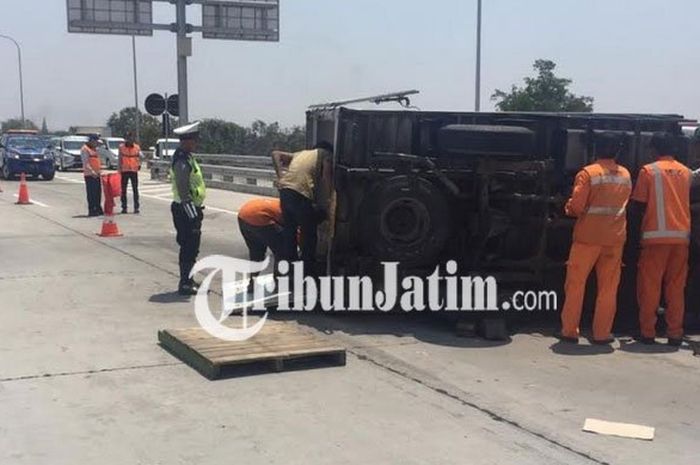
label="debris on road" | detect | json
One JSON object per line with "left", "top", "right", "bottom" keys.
{"left": 159, "top": 320, "right": 346, "bottom": 379}
{"left": 583, "top": 418, "right": 655, "bottom": 441}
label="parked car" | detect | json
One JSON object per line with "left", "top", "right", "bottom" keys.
{"left": 47, "top": 137, "right": 62, "bottom": 168}
{"left": 55, "top": 135, "right": 89, "bottom": 171}
{"left": 152, "top": 138, "right": 179, "bottom": 161}
{"left": 0, "top": 130, "right": 55, "bottom": 180}
{"left": 98, "top": 137, "right": 125, "bottom": 169}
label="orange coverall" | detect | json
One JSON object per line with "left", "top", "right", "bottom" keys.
{"left": 560, "top": 159, "right": 632, "bottom": 341}
{"left": 632, "top": 156, "right": 692, "bottom": 340}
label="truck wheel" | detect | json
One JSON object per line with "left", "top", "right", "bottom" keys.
{"left": 42, "top": 171, "right": 55, "bottom": 181}
{"left": 359, "top": 176, "right": 451, "bottom": 266}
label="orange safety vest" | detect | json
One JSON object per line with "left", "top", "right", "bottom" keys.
{"left": 633, "top": 156, "right": 691, "bottom": 246}
{"left": 82, "top": 144, "right": 101, "bottom": 175}
{"left": 567, "top": 160, "right": 632, "bottom": 246}
{"left": 119, "top": 143, "right": 141, "bottom": 172}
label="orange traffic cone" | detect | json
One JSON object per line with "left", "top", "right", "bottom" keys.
{"left": 16, "top": 173, "right": 30, "bottom": 205}
{"left": 97, "top": 215, "right": 123, "bottom": 237}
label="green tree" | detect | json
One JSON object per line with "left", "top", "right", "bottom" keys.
{"left": 1, "top": 118, "right": 38, "bottom": 132}
{"left": 106, "top": 107, "right": 165, "bottom": 149}
{"left": 492, "top": 59, "right": 594, "bottom": 112}
{"left": 198, "top": 119, "right": 248, "bottom": 154}
{"left": 41, "top": 118, "right": 49, "bottom": 134}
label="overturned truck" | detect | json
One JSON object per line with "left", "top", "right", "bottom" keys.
{"left": 306, "top": 103, "right": 700, "bottom": 325}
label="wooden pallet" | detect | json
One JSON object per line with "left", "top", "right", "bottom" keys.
{"left": 158, "top": 320, "right": 346, "bottom": 379}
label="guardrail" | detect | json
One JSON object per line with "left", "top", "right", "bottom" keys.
{"left": 150, "top": 155, "right": 277, "bottom": 197}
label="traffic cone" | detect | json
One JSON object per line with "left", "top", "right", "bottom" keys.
{"left": 16, "top": 173, "right": 30, "bottom": 205}
{"left": 97, "top": 215, "right": 123, "bottom": 237}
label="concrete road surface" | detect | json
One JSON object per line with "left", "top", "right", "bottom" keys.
{"left": 1, "top": 171, "right": 699, "bottom": 465}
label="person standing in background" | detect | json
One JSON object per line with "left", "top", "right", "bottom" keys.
{"left": 81, "top": 134, "right": 103, "bottom": 217}
{"left": 118, "top": 132, "right": 143, "bottom": 214}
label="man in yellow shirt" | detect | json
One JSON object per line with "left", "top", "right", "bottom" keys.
{"left": 272, "top": 141, "right": 333, "bottom": 276}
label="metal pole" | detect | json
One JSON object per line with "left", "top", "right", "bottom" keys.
{"left": 175, "top": 0, "right": 189, "bottom": 125}
{"left": 132, "top": 35, "right": 141, "bottom": 143}
{"left": 0, "top": 34, "right": 25, "bottom": 128}
{"left": 474, "top": 0, "right": 482, "bottom": 112}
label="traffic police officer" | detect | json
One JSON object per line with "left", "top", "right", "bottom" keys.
{"left": 170, "top": 121, "right": 206, "bottom": 296}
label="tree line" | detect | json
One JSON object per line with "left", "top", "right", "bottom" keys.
{"left": 2, "top": 59, "right": 595, "bottom": 152}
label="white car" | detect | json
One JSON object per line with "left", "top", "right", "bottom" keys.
{"left": 98, "top": 137, "right": 125, "bottom": 169}
{"left": 152, "top": 138, "right": 179, "bottom": 161}
{"left": 55, "top": 135, "right": 89, "bottom": 171}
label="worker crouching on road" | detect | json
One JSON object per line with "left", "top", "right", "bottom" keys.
{"left": 631, "top": 132, "right": 692, "bottom": 347}
{"left": 170, "top": 121, "right": 207, "bottom": 296}
{"left": 558, "top": 132, "right": 632, "bottom": 344}
{"left": 81, "top": 134, "right": 104, "bottom": 217}
{"left": 272, "top": 142, "right": 333, "bottom": 277}
{"left": 118, "top": 132, "right": 143, "bottom": 214}
{"left": 238, "top": 198, "right": 286, "bottom": 291}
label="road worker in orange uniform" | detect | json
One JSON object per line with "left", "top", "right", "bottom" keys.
{"left": 238, "top": 198, "right": 287, "bottom": 292}
{"left": 558, "top": 132, "right": 632, "bottom": 344}
{"left": 631, "top": 132, "right": 692, "bottom": 347}
{"left": 81, "top": 134, "right": 103, "bottom": 217}
{"left": 118, "top": 132, "right": 143, "bottom": 214}
{"left": 238, "top": 198, "right": 285, "bottom": 263}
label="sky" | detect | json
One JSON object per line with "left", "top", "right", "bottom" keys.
{"left": 0, "top": 0, "right": 698, "bottom": 131}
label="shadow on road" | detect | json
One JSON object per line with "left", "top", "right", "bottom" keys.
{"left": 549, "top": 341, "right": 615, "bottom": 356}
{"left": 267, "top": 311, "right": 513, "bottom": 349}
{"left": 150, "top": 291, "right": 192, "bottom": 304}
{"left": 617, "top": 338, "right": 681, "bottom": 354}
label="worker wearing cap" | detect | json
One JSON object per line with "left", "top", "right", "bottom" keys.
{"left": 632, "top": 132, "right": 692, "bottom": 347}
{"left": 238, "top": 198, "right": 287, "bottom": 292}
{"left": 558, "top": 132, "right": 632, "bottom": 344}
{"left": 81, "top": 134, "right": 103, "bottom": 217}
{"left": 118, "top": 132, "right": 143, "bottom": 214}
{"left": 170, "top": 121, "right": 207, "bottom": 296}
{"left": 271, "top": 141, "right": 333, "bottom": 276}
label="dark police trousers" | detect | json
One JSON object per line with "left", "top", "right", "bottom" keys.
{"left": 171, "top": 202, "right": 203, "bottom": 287}
{"left": 121, "top": 171, "right": 140, "bottom": 211}
{"left": 84, "top": 175, "right": 102, "bottom": 216}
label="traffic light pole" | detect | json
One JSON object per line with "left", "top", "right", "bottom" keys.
{"left": 175, "top": 0, "right": 190, "bottom": 125}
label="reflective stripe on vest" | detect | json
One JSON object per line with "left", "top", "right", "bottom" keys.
{"left": 586, "top": 206, "right": 627, "bottom": 217}
{"left": 590, "top": 175, "right": 632, "bottom": 187}
{"left": 642, "top": 163, "right": 691, "bottom": 241}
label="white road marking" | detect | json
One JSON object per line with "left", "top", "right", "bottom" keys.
{"left": 13, "top": 194, "right": 49, "bottom": 208}
{"left": 55, "top": 175, "right": 83, "bottom": 184}
{"left": 55, "top": 174, "right": 238, "bottom": 215}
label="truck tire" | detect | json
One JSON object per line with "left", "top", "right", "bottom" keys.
{"left": 359, "top": 176, "right": 451, "bottom": 266}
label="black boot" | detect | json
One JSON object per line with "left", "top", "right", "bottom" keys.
{"left": 178, "top": 280, "right": 199, "bottom": 296}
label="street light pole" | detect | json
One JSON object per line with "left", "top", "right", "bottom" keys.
{"left": 0, "top": 34, "right": 25, "bottom": 128}
{"left": 474, "top": 0, "right": 482, "bottom": 112}
{"left": 175, "top": 0, "right": 190, "bottom": 125}
{"left": 132, "top": 35, "right": 141, "bottom": 142}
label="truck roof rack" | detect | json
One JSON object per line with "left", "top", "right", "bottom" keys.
{"left": 308, "top": 90, "right": 420, "bottom": 110}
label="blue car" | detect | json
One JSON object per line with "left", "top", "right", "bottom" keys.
{"left": 0, "top": 131, "right": 56, "bottom": 180}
